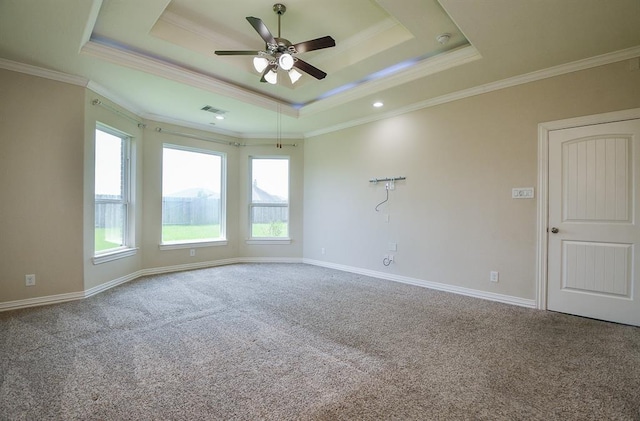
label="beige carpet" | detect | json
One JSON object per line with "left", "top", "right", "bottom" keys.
{"left": 1, "top": 263, "right": 639, "bottom": 420}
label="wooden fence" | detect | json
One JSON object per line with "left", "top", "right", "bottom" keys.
{"left": 162, "top": 197, "right": 220, "bottom": 225}
{"left": 96, "top": 196, "right": 288, "bottom": 227}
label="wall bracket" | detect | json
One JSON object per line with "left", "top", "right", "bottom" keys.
{"left": 369, "top": 176, "right": 406, "bottom": 184}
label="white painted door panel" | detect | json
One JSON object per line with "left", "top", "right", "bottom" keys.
{"left": 548, "top": 119, "right": 640, "bottom": 326}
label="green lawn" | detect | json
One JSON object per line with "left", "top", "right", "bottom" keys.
{"left": 96, "top": 222, "right": 287, "bottom": 252}
{"left": 162, "top": 224, "right": 220, "bottom": 242}
{"left": 95, "top": 232, "right": 121, "bottom": 252}
{"left": 251, "top": 221, "right": 288, "bottom": 238}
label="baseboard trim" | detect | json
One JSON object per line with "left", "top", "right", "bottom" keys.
{"left": 0, "top": 258, "right": 533, "bottom": 312}
{"left": 235, "top": 257, "right": 304, "bottom": 264}
{"left": 0, "top": 291, "right": 86, "bottom": 312}
{"left": 84, "top": 271, "right": 143, "bottom": 299}
{"left": 303, "top": 259, "right": 537, "bottom": 309}
{"left": 0, "top": 257, "right": 303, "bottom": 312}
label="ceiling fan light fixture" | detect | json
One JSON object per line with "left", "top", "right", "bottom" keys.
{"left": 288, "top": 68, "right": 302, "bottom": 84}
{"left": 253, "top": 57, "right": 269, "bottom": 73}
{"left": 278, "top": 53, "right": 294, "bottom": 71}
{"left": 215, "top": 4, "right": 336, "bottom": 85}
{"left": 265, "top": 69, "right": 278, "bottom": 84}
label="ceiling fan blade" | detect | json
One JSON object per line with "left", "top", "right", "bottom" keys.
{"left": 293, "top": 36, "right": 336, "bottom": 54}
{"left": 259, "top": 64, "right": 278, "bottom": 83}
{"left": 246, "top": 16, "right": 276, "bottom": 46}
{"left": 214, "top": 50, "right": 262, "bottom": 56}
{"left": 293, "top": 59, "right": 327, "bottom": 80}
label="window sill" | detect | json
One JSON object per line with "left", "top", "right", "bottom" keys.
{"left": 246, "top": 238, "right": 292, "bottom": 245}
{"left": 159, "top": 240, "right": 228, "bottom": 251}
{"left": 93, "top": 247, "right": 138, "bottom": 265}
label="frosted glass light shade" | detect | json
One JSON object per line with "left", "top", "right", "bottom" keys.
{"left": 253, "top": 57, "right": 269, "bottom": 73}
{"left": 278, "top": 53, "right": 294, "bottom": 71}
{"left": 288, "top": 68, "right": 302, "bottom": 84}
{"left": 264, "top": 69, "right": 278, "bottom": 84}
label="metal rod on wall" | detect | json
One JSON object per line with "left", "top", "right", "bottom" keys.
{"left": 154, "top": 127, "right": 297, "bottom": 148}
{"left": 369, "top": 176, "right": 406, "bottom": 184}
{"left": 155, "top": 127, "right": 240, "bottom": 147}
{"left": 92, "top": 99, "right": 146, "bottom": 128}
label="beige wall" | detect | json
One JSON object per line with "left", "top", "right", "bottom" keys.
{"left": 0, "top": 69, "right": 85, "bottom": 301}
{"left": 2, "top": 58, "right": 638, "bottom": 306}
{"left": 0, "top": 69, "right": 304, "bottom": 307}
{"left": 303, "top": 60, "right": 640, "bottom": 300}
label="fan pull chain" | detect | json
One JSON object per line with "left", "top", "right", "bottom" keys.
{"left": 276, "top": 104, "right": 282, "bottom": 149}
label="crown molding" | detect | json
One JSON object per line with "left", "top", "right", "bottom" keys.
{"left": 159, "top": 10, "right": 249, "bottom": 49}
{"left": 0, "top": 58, "right": 89, "bottom": 87}
{"left": 78, "top": 0, "right": 103, "bottom": 51}
{"left": 80, "top": 39, "right": 299, "bottom": 119}
{"left": 305, "top": 44, "right": 640, "bottom": 138}
{"left": 299, "top": 44, "right": 481, "bottom": 117}
{"left": 4, "top": 40, "right": 638, "bottom": 141}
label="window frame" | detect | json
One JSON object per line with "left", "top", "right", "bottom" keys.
{"left": 248, "top": 155, "right": 291, "bottom": 243}
{"left": 160, "top": 144, "right": 227, "bottom": 249}
{"left": 93, "top": 123, "right": 137, "bottom": 264}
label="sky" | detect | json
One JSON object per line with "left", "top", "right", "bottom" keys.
{"left": 95, "top": 129, "right": 123, "bottom": 196}
{"left": 252, "top": 158, "right": 289, "bottom": 200}
{"left": 162, "top": 147, "right": 221, "bottom": 196}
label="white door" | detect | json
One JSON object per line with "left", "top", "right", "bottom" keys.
{"left": 548, "top": 119, "right": 640, "bottom": 326}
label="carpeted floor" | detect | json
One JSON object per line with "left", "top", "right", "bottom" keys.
{"left": 1, "top": 263, "right": 639, "bottom": 420}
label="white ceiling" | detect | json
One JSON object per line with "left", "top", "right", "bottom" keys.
{"left": 1, "top": 0, "right": 639, "bottom": 138}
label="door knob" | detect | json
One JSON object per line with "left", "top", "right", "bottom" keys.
{"left": 550, "top": 227, "right": 559, "bottom": 234}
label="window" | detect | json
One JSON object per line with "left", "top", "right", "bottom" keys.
{"left": 249, "top": 157, "right": 289, "bottom": 239}
{"left": 94, "top": 125, "right": 131, "bottom": 255}
{"left": 162, "top": 145, "right": 225, "bottom": 245}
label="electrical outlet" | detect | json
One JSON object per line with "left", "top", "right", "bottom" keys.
{"left": 25, "top": 274, "right": 36, "bottom": 287}
{"left": 490, "top": 271, "right": 499, "bottom": 283}
{"left": 321, "top": 247, "right": 325, "bottom": 255}
{"left": 189, "top": 249, "right": 196, "bottom": 257}
{"left": 389, "top": 254, "right": 395, "bottom": 263}
{"left": 388, "top": 242, "right": 397, "bottom": 251}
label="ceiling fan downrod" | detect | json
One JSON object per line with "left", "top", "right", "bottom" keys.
{"left": 273, "top": 3, "right": 286, "bottom": 38}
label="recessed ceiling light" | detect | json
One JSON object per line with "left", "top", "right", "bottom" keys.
{"left": 373, "top": 101, "right": 384, "bottom": 108}
{"left": 215, "top": 115, "right": 225, "bottom": 120}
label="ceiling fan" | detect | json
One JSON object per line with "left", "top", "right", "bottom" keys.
{"left": 214, "top": 3, "right": 335, "bottom": 84}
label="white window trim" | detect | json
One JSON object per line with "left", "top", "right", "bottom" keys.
{"left": 161, "top": 144, "right": 227, "bottom": 246}
{"left": 249, "top": 156, "right": 290, "bottom": 242}
{"left": 246, "top": 239, "right": 291, "bottom": 245}
{"left": 94, "top": 123, "right": 134, "bottom": 257}
{"left": 92, "top": 247, "right": 138, "bottom": 265}
{"left": 159, "top": 240, "right": 228, "bottom": 251}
